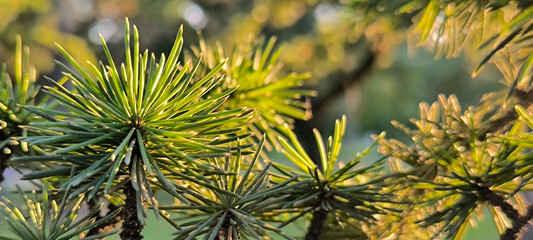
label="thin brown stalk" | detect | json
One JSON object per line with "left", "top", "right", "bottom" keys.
{"left": 119, "top": 180, "right": 144, "bottom": 240}
{"left": 305, "top": 209, "right": 330, "bottom": 240}
{"left": 474, "top": 183, "right": 533, "bottom": 240}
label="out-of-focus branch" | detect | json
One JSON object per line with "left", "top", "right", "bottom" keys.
{"left": 312, "top": 49, "right": 377, "bottom": 115}
{"left": 479, "top": 88, "right": 533, "bottom": 140}
{"left": 294, "top": 47, "right": 378, "bottom": 164}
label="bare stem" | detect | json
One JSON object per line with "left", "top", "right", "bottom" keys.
{"left": 214, "top": 219, "right": 229, "bottom": 240}
{"left": 476, "top": 185, "right": 521, "bottom": 222}
{"left": 119, "top": 180, "right": 143, "bottom": 240}
{"left": 305, "top": 209, "right": 329, "bottom": 240}
{"left": 475, "top": 183, "right": 533, "bottom": 240}
{"left": 500, "top": 205, "right": 533, "bottom": 240}
{"left": 0, "top": 152, "right": 9, "bottom": 184}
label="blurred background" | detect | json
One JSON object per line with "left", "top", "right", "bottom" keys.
{"left": 0, "top": 0, "right": 509, "bottom": 239}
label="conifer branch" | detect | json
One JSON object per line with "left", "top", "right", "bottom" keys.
{"left": 474, "top": 182, "right": 533, "bottom": 240}
{"left": 305, "top": 209, "right": 330, "bottom": 240}
{"left": 0, "top": 152, "right": 9, "bottom": 183}
{"left": 475, "top": 184, "right": 520, "bottom": 222}
{"left": 120, "top": 179, "right": 143, "bottom": 240}
{"left": 500, "top": 204, "right": 533, "bottom": 240}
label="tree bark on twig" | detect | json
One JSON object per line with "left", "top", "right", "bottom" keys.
{"left": 476, "top": 184, "right": 521, "bottom": 222}
{"left": 305, "top": 209, "right": 329, "bottom": 240}
{"left": 214, "top": 218, "right": 230, "bottom": 240}
{"left": 0, "top": 152, "right": 9, "bottom": 184}
{"left": 120, "top": 180, "right": 143, "bottom": 240}
{"left": 500, "top": 205, "right": 533, "bottom": 240}
{"left": 474, "top": 183, "right": 533, "bottom": 240}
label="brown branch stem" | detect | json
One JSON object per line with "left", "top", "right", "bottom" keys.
{"left": 475, "top": 183, "right": 533, "bottom": 240}
{"left": 305, "top": 208, "right": 330, "bottom": 240}
{"left": 500, "top": 205, "right": 533, "bottom": 240}
{"left": 476, "top": 185, "right": 521, "bottom": 222}
{"left": 214, "top": 217, "right": 230, "bottom": 240}
{"left": 0, "top": 152, "right": 9, "bottom": 184}
{"left": 119, "top": 180, "right": 144, "bottom": 240}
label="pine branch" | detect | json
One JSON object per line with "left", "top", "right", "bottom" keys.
{"left": 214, "top": 218, "right": 232, "bottom": 240}
{"left": 474, "top": 182, "right": 533, "bottom": 240}
{"left": 120, "top": 178, "right": 143, "bottom": 240}
{"left": 475, "top": 184, "right": 520, "bottom": 222}
{"left": 500, "top": 204, "right": 533, "bottom": 240}
{"left": 305, "top": 209, "right": 330, "bottom": 240}
{"left": 0, "top": 152, "right": 9, "bottom": 183}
